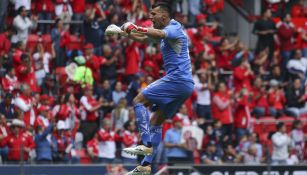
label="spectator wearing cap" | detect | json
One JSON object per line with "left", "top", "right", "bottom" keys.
{"left": 285, "top": 78, "right": 307, "bottom": 118}
{"left": 276, "top": 13, "right": 296, "bottom": 78}
{"left": 212, "top": 82, "right": 233, "bottom": 142}
{"left": 84, "top": 43, "right": 106, "bottom": 82}
{"left": 79, "top": 84, "right": 103, "bottom": 145}
{"left": 14, "top": 84, "right": 37, "bottom": 127}
{"left": 97, "top": 118, "right": 119, "bottom": 163}
{"left": 201, "top": 140, "right": 222, "bottom": 164}
{"left": 0, "top": 93, "right": 15, "bottom": 120}
{"left": 11, "top": 6, "right": 37, "bottom": 44}
{"left": 111, "top": 98, "right": 128, "bottom": 131}
{"left": 0, "top": 115, "right": 10, "bottom": 162}
{"left": 121, "top": 121, "right": 138, "bottom": 164}
{"left": 53, "top": 120, "right": 73, "bottom": 163}
{"left": 73, "top": 55, "right": 94, "bottom": 87}
{"left": 253, "top": 9, "right": 276, "bottom": 60}
{"left": 0, "top": 26, "right": 13, "bottom": 57}
{"left": 164, "top": 116, "right": 188, "bottom": 164}
{"left": 1, "top": 67, "right": 19, "bottom": 94}
{"left": 268, "top": 79, "right": 286, "bottom": 118}
{"left": 15, "top": 54, "right": 38, "bottom": 92}
{"left": 35, "top": 105, "right": 51, "bottom": 129}
{"left": 32, "top": 42, "right": 56, "bottom": 86}
{"left": 35, "top": 116, "right": 55, "bottom": 164}
{"left": 1, "top": 119, "right": 34, "bottom": 163}
{"left": 195, "top": 72, "right": 212, "bottom": 121}
{"left": 287, "top": 49, "right": 307, "bottom": 81}
{"left": 271, "top": 122, "right": 291, "bottom": 165}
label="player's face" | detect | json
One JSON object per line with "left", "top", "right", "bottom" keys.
{"left": 149, "top": 8, "right": 166, "bottom": 29}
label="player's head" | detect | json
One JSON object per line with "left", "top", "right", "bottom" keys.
{"left": 150, "top": 2, "right": 171, "bottom": 29}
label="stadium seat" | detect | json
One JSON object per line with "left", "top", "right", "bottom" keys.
{"left": 42, "top": 34, "right": 52, "bottom": 52}
{"left": 75, "top": 149, "right": 92, "bottom": 164}
{"left": 67, "top": 35, "right": 83, "bottom": 50}
{"left": 259, "top": 116, "right": 276, "bottom": 133}
{"left": 27, "top": 34, "right": 39, "bottom": 53}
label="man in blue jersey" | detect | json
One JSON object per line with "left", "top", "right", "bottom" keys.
{"left": 121, "top": 2, "right": 194, "bottom": 174}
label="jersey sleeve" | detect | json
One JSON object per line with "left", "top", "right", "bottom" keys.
{"left": 163, "top": 23, "right": 182, "bottom": 39}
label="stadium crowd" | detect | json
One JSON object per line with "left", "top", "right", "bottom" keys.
{"left": 0, "top": 0, "right": 306, "bottom": 167}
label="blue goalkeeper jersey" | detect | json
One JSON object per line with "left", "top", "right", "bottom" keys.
{"left": 161, "top": 19, "right": 193, "bottom": 83}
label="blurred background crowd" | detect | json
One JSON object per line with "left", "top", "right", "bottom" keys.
{"left": 0, "top": 0, "right": 306, "bottom": 168}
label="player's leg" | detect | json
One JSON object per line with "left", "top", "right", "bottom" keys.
{"left": 123, "top": 93, "right": 154, "bottom": 156}
{"left": 141, "top": 110, "right": 165, "bottom": 166}
{"left": 126, "top": 110, "right": 165, "bottom": 175}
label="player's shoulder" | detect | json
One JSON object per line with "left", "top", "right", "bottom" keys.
{"left": 166, "top": 19, "right": 182, "bottom": 29}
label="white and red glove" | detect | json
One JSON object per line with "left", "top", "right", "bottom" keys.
{"left": 105, "top": 24, "right": 127, "bottom": 36}
{"left": 121, "top": 22, "right": 148, "bottom": 34}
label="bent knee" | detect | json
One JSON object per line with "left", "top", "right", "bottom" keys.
{"left": 133, "top": 93, "right": 149, "bottom": 106}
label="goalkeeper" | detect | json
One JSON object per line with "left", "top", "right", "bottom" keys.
{"left": 107, "top": 2, "right": 194, "bottom": 175}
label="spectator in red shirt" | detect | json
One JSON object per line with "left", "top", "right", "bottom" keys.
{"left": 121, "top": 121, "right": 138, "bottom": 164}
{"left": 12, "top": 41, "right": 26, "bottom": 71}
{"left": 84, "top": 43, "right": 106, "bottom": 82}
{"left": 251, "top": 77, "right": 269, "bottom": 118}
{"left": 234, "top": 89, "right": 251, "bottom": 140}
{"left": 276, "top": 13, "right": 296, "bottom": 79}
{"left": 0, "top": 27, "right": 13, "bottom": 58}
{"left": 97, "top": 118, "right": 120, "bottom": 163}
{"left": 14, "top": 84, "right": 37, "bottom": 127}
{"left": 86, "top": 132, "right": 99, "bottom": 163}
{"left": 0, "top": 115, "right": 10, "bottom": 162}
{"left": 212, "top": 82, "right": 233, "bottom": 142}
{"left": 34, "top": 0, "right": 54, "bottom": 34}
{"left": 300, "top": 22, "right": 307, "bottom": 57}
{"left": 216, "top": 38, "right": 238, "bottom": 70}
{"left": 71, "top": 0, "right": 85, "bottom": 35}
{"left": 53, "top": 120, "right": 73, "bottom": 163}
{"left": 124, "top": 40, "right": 141, "bottom": 83}
{"left": 1, "top": 67, "right": 19, "bottom": 94}
{"left": 1, "top": 119, "right": 35, "bottom": 163}
{"left": 203, "top": 0, "right": 224, "bottom": 22}
{"left": 15, "top": 54, "right": 38, "bottom": 92}
{"left": 268, "top": 79, "right": 286, "bottom": 117}
{"left": 80, "top": 85, "right": 103, "bottom": 146}
{"left": 233, "top": 59, "right": 254, "bottom": 92}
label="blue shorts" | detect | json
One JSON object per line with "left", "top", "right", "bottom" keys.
{"left": 142, "top": 79, "right": 194, "bottom": 118}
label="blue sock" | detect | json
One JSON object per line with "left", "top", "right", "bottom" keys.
{"left": 134, "top": 103, "right": 151, "bottom": 147}
{"left": 142, "top": 125, "right": 162, "bottom": 165}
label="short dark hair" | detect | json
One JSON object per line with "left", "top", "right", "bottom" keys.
{"left": 21, "top": 54, "right": 29, "bottom": 61}
{"left": 152, "top": 1, "right": 171, "bottom": 17}
{"left": 18, "top": 6, "right": 25, "bottom": 15}
{"left": 276, "top": 122, "right": 284, "bottom": 130}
